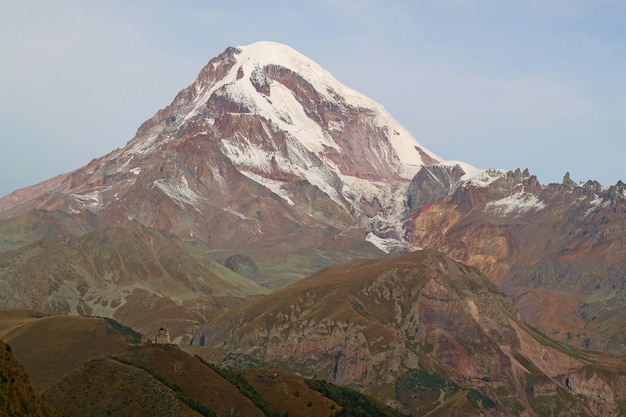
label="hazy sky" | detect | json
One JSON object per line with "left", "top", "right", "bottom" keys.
{"left": 1, "top": 1, "right": 625, "bottom": 197}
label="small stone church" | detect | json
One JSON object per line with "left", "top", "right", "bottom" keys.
{"left": 155, "top": 327, "right": 170, "bottom": 344}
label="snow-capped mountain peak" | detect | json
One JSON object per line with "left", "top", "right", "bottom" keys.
{"left": 156, "top": 40, "right": 444, "bottom": 182}
{"left": 0, "top": 42, "right": 471, "bottom": 254}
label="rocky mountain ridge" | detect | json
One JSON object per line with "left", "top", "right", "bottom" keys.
{"left": 408, "top": 168, "right": 626, "bottom": 353}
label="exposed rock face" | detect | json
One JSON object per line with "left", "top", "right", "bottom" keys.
{"left": 409, "top": 170, "right": 626, "bottom": 353}
{"left": 407, "top": 164, "right": 466, "bottom": 210}
{"left": 565, "top": 369, "right": 626, "bottom": 417}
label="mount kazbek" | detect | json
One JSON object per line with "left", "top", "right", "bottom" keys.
{"left": 1, "top": 41, "right": 626, "bottom": 416}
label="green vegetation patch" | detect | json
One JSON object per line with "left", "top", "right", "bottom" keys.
{"left": 397, "top": 367, "right": 458, "bottom": 393}
{"left": 220, "top": 351, "right": 269, "bottom": 369}
{"left": 467, "top": 388, "right": 497, "bottom": 409}
{"left": 196, "top": 356, "right": 278, "bottom": 417}
{"left": 394, "top": 367, "right": 461, "bottom": 413}
{"left": 306, "top": 378, "right": 408, "bottom": 417}
{"left": 103, "top": 317, "right": 142, "bottom": 343}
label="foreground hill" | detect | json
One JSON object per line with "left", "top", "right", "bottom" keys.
{"left": 0, "top": 339, "right": 59, "bottom": 417}
{"left": 0, "top": 310, "right": 140, "bottom": 390}
{"left": 192, "top": 249, "right": 626, "bottom": 416}
{"left": 42, "top": 343, "right": 406, "bottom": 417}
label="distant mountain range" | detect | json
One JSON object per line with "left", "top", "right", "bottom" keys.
{"left": 1, "top": 41, "right": 625, "bottom": 416}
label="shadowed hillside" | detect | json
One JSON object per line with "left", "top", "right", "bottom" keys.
{"left": 0, "top": 339, "right": 59, "bottom": 417}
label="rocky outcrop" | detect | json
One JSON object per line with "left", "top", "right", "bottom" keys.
{"left": 407, "top": 164, "right": 465, "bottom": 210}
{"left": 565, "top": 369, "right": 626, "bottom": 417}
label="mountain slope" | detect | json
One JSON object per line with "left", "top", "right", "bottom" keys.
{"left": 0, "top": 221, "right": 268, "bottom": 343}
{"left": 192, "top": 249, "right": 626, "bottom": 416}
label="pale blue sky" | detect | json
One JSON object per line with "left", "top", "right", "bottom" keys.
{"left": 1, "top": 0, "right": 625, "bottom": 197}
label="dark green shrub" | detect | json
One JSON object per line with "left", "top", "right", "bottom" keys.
{"left": 103, "top": 317, "right": 142, "bottom": 343}
{"left": 306, "top": 378, "right": 408, "bottom": 417}
{"left": 195, "top": 355, "right": 279, "bottom": 417}
{"left": 467, "top": 389, "right": 497, "bottom": 409}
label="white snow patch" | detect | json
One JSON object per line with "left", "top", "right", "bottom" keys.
{"left": 341, "top": 175, "right": 415, "bottom": 253}
{"left": 126, "top": 131, "right": 164, "bottom": 156}
{"left": 153, "top": 175, "right": 202, "bottom": 209}
{"left": 467, "top": 299, "right": 480, "bottom": 322}
{"left": 237, "top": 171, "right": 294, "bottom": 206}
{"left": 440, "top": 160, "right": 483, "bottom": 181}
{"left": 181, "top": 41, "right": 441, "bottom": 180}
{"left": 236, "top": 42, "right": 437, "bottom": 170}
{"left": 302, "top": 166, "right": 346, "bottom": 208}
{"left": 583, "top": 196, "right": 603, "bottom": 217}
{"left": 366, "top": 232, "right": 392, "bottom": 253}
{"left": 220, "top": 133, "right": 346, "bottom": 209}
{"left": 465, "top": 168, "right": 507, "bottom": 187}
{"left": 265, "top": 82, "right": 340, "bottom": 153}
{"left": 73, "top": 191, "right": 102, "bottom": 207}
{"left": 223, "top": 207, "right": 252, "bottom": 219}
{"left": 590, "top": 196, "right": 603, "bottom": 207}
{"left": 484, "top": 191, "right": 546, "bottom": 216}
{"left": 366, "top": 232, "right": 414, "bottom": 254}
{"left": 208, "top": 163, "right": 227, "bottom": 191}
{"left": 221, "top": 138, "right": 273, "bottom": 173}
